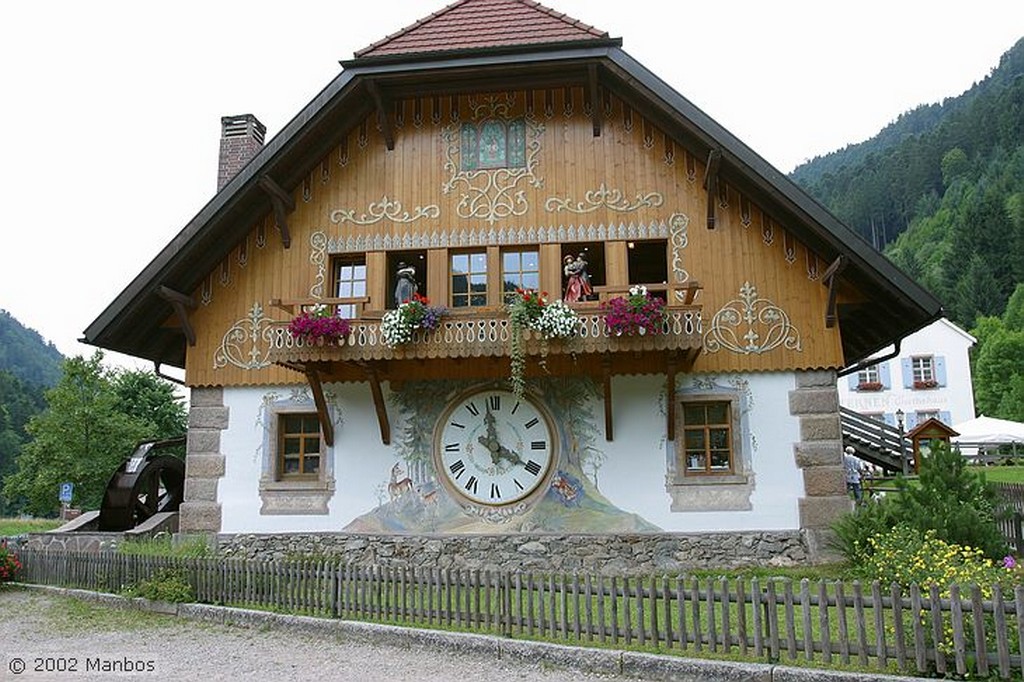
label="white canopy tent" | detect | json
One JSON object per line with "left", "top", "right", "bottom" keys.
{"left": 952, "top": 415, "right": 1024, "bottom": 458}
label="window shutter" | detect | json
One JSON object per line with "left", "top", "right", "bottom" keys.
{"left": 879, "top": 362, "right": 892, "bottom": 389}
{"left": 847, "top": 374, "right": 860, "bottom": 390}
{"left": 901, "top": 358, "right": 914, "bottom": 388}
{"left": 935, "top": 356, "right": 947, "bottom": 386}
{"left": 940, "top": 411, "right": 952, "bottom": 425}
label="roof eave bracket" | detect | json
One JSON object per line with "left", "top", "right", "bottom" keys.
{"left": 703, "top": 149, "right": 722, "bottom": 229}
{"left": 365, "top": 79, "right": 395, "bottom": 151}
{"left": 257, "top": 175, "right": 295, "bottom": 249}
{"left": 588, "top": 64, "right": 602, "bottom": 137}
{"left": 156, "top": 285, "right": 197, "bottom": 346}
{"left": 822, "top": 255, "right": 848, "bottom": 328}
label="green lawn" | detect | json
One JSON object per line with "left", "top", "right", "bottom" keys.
{"left": 972, "top": 463, "right": 1024, "bottom": 484}
{"left": 0, "top": 517, "right": 62, "bottom": 537}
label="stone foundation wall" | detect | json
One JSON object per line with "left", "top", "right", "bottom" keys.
{"left": 24, "top": 532, "right": 122, "bottom": 552}
{"left": 216, "top": 531, "right": 812, "bottom": 573}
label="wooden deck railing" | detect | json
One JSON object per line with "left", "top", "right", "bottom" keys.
{"left": 15, "top": 549, "right": 1024, "bottom": 679}
{"left": 267, "top": 306, "right": 703, "bottom": 363}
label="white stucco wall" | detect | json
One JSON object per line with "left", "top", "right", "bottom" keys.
{"left": 837, "top": 318, "right": 976, "bottom": 428}
{"left": 217, "top": 371, "right": 806, "bottom": 534}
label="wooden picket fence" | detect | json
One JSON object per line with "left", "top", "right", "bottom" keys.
{"left": 15, "top": 548, "right": 1024, "bottom": 679}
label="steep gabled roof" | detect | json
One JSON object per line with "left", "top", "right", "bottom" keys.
{"left": 354, "top": 0, "right": 610, "bottom": 59}
{"left": 82, "top": 1, "right": 943, "bottom": 372}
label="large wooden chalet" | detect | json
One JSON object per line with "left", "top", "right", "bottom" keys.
{"left": 83, "top": 0, "right": 941, "bottom": 567}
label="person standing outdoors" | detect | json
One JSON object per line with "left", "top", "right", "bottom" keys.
{"left": 844, "top": 446, "right": 863, "bottom": 503}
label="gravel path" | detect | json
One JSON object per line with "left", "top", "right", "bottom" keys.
{"left": 0, "top": 589, "right": 636, "bottom": 682}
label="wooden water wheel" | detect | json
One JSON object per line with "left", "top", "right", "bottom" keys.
{"left": 98, "top": 436, "right": 186, "bottom": 532}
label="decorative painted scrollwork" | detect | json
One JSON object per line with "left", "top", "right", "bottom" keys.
{"left": 309, "top": 231, "right": 328, "bottom": 299}
{"left": 544, "top": 183, "right": 664, "bottom": 214}
{"left": 703, "top": 282, "right": 802, "bottom": 355}
{"left": 669, "top": 212, "right": 690, "bottom": 299}
{"left": 329, "top": 195, "right": 440, "bottom": 225}
{"left": 441, "top": 94, "right": 544, "bottom": 225}
{"left": 213, "top": 302, "right": 275, "bottom": 370}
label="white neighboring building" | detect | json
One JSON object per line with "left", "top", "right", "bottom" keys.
{"left": 838, "top": 318, "right": 976, "bottom": 431}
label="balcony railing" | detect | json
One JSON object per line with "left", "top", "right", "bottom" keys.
{"left": 267, "top": 307, "right": 703, "bottom": 364}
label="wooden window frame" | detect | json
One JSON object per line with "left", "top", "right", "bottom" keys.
{"left": 500, "top": 248, "right": 540, "bottom": 304}
{"left": 277, "top": 412, "right": 323, "bottom": 481}
{"left": 680, "top": 400, "right": 736, "bottom": 476}
{"left": 331, "top": 255, "right": 367, "bottom": 319}
{"left": 450, "top": 249, "right": 489, "bottom": 309}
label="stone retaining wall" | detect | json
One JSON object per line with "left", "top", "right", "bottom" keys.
{"left": 216, "top": 531, "right": 811, "bottom": 573}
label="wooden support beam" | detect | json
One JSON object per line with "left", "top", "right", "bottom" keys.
{"left": 363, "top": 363, "right": 391, "bottom": 445}
{"left": 666, "top": 353, "right": 678, "bottom": 442}
{"left": 156, "top": 285, "right": 197, "bottom": 346}
{"left": 602, "top": 356, "right": 613, "bottom": 442}
{"left": 703, "top": 149, "right": 722, "bottom": 229}
{"left": 305, "top": 366, "right": 334, "bottom": 447}
{"left": 822, "top": 255, "right": 848, "bottom": 328}
{"left": 588, "top": 64, "right": 602, "bottom": 137}
{"left": 365, "top": 79, "right": 395, "bottom": 151}
{"left": 257, "top": 175, "right": 295, "bottom": 248}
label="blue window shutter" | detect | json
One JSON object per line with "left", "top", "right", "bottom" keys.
{"left": 901, "top": 358, "right": 914, "bottom": 388}
{"left": 847, "top": 374, "right": 859, "bottom": 390}
{"left": 935, "top": 356, "right": 947, "bottom": 386}
{"left": 879, "top": 362, "right": 892, "bottom": 389}
{"left": 940, "top": 411, "right": 952, "bottom": 425}
{"left": 884, "top": 413, "right": 896, "bottom": 426}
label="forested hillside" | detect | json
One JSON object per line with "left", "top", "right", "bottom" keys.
{"left": 0, "top": 310, "right": 63, "bottom": 387}
{"left": 792, "top": 38, "right": 1024, "bottom": 328}
{"left": 792, "top": 37, "right": 1024, "bottom": 420}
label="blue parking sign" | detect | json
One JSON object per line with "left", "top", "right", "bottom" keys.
{"left": 59, "top": 482, "right": 74, "bottom": 503}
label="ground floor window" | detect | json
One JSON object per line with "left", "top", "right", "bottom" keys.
{"left": 681, "top": 401, "right": 734, "bottom": 475}
{"left": 279, "top": 413, "right": 322, "bottom": 479}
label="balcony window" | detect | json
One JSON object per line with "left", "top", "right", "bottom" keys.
{"left": 560, "top": 243, "right": 604, "bottom": 302}
{"left": 501, "top": 249, "right": 540, "bottom": 303}
{"left": 387, "top": 251, "right": 427, "bottom": 309}
{"left": 451, "top": 251, "right": 488, "bottom": 308}
{"left": 627, "top": 240, "right": 668, "bottom": 299}
{"left": 332, "top": 256, "right": 366, "bottom": 318}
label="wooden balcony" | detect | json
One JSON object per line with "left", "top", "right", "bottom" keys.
{"left": 267, "top": 305, "right": 703, "bottom": 381}
{"left": 267, "top": 301, "right": 702, "bottom": 447}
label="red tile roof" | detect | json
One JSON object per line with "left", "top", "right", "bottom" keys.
{"left": 355, "top": 0, "right": 609, "bottom": 59}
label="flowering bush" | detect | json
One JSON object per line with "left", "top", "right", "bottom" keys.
{"left": 601, "top": 285, "right": 665, "bottom": 336}
{"left": 856, "top": 525, "right": 1006, "bottom": 589}
{"left": 288, "top": 304, "right": 351, "bottom": 344}
{"left": 913, "top": 379, "right": 939, "bottom": 389}
{"left": 0, "top": 540, "right": 22, "bottom": 584}
{"left": 381, "top": 293, "right": 447, "bottom": 348}
{"left": 506, "top": 289, "right": 579, "bottom": 397}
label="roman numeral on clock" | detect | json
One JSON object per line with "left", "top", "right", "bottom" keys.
{"left": 449, "top": 459, "right": 465, "bottom": 479}
{"left": 487, "top": 395, "right": 500, "bottom": 411}
{"left": 531, "top": 440, "right": 546, "bottom": 450}
{"left": 524, "top": 417, "right": 539, "bottom": 429}
{"left": 525, "top": 460, "right": 541, "bottom": 475}
{"left": 490, "top": 483, "right": 501, "bottom": 500}
{"left": 465, "top": 475, "right": 478, "bottom": 495}
{"left": 444, "top": 443, "right": 460, "bottom": 452}
{"left": 465, "top": 402, "right": 480, "bottom": 417}
{"left": 449, "top": 421, "right": 465, "bottom": 429}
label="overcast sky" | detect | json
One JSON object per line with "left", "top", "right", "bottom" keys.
{"left": 2, "top": 1, "right": 1022, "bottom": 373}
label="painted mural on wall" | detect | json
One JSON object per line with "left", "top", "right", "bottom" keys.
{"left": 344, "top": 377, "right": 659, "bottom": 533}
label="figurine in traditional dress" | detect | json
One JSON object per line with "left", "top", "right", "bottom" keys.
{"left": 394, "top": 262, "right": 418, "bottom": 307}
{"left": 563, "top": 253, "right": 592, "bottom": 302}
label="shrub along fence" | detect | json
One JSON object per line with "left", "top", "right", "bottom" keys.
{"left": 16, "top": 549, "right": 1024, "bottom": 679}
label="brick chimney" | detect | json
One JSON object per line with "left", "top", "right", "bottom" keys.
{"left": 217, "top": 114, "right": 266, "bottom": 191}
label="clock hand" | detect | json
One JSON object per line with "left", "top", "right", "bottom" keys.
{"left": 496, "top": 443, "right": 523, "bottom": 466}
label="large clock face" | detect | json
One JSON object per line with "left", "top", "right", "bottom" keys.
{"left": 435, "top": 388, "right": 556, "bottom": 507}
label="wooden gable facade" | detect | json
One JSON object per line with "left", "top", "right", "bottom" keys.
{"left": 84, "top": 0, "right": 942, "bottom": 564}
